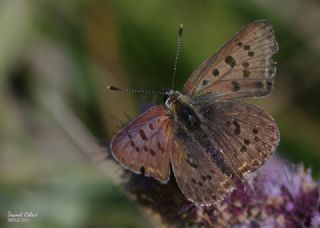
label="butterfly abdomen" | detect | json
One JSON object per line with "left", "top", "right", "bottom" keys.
{"left": 174, "top": 120, "right": 235, "bottom": 181}
{"left": 194, "top": 128, "right": 235, "bottom": 178}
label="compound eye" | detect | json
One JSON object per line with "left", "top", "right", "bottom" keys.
{"left": 163, "top": 94, "right": 169, "bottom": 103}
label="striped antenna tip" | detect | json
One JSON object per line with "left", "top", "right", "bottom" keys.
{"left": 107, "top": 86, "right": 119, "bottom": 91}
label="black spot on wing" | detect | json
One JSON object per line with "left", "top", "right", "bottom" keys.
{"left": 244, "top": 139, "right": 250, "bottom": 145}
{"left": 240, "top": 145, "right": 247, "bottom": 152}
{"left": 242, "top": 62, "right": 249, "bottom": 68}
{"left": 150, "top": 148, "right": 156, "bottom": 156}
{"left": 244, "top": 45, "right": 250, "bottom": 50}
{"left": 231, "top": 81, "right": 240, "bottom": 91}
{"left": 212, "top": 68, "right": 220, "bottom": 76}
{"left": 255, "top": 81, "right": 264, "bottom": 89}
{"left": 202, "top": 80, "right": 208, "bottom": 86}
{"left": 243, "top": 69, "right": 250, "bottom": 78}
{"left": 139, "top": 129, "right": 148, "bottom": 140}
{"left": 225, "top": 56, "right": 236, "bottom": 68}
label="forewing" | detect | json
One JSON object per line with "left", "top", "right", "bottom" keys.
{"left": 200, "top": 101, "right": 279, "bottom": 178}
{"left": 170, "top": 126, "right": 235, "bottom": 206}
{"left": 183, "top": 20, "right": 278, "bottom": 100}
{"left": 111, "top": 106, "right": 173, "bottom": 183}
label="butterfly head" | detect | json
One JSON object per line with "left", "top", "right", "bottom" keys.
{"left": 164, "top": 90, "right": 181, "bottom": 109}
{"left": 164, "top": 90, "right": 191, "bottom": 112}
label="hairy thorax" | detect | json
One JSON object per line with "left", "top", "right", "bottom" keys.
{"left": 165, "top": 91, "right": 201, "bottom": 131}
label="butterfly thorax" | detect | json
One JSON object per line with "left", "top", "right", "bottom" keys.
{"left": 165, "top": 92, "right": 201, "bottom": 131}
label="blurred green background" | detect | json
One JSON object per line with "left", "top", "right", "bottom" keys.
{"left": 1, "top": 0, "right": 320, "bottom": 227}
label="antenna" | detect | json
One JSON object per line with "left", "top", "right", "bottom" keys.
{"left": 107, "top": 86, "right": 167, "bottom": 95}
{"left": 172, "top": 24, "right": 183, "bottom": 89}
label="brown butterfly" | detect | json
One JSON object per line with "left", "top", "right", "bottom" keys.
{"left": 109, "top": 20, "right": 280, "bottom": 206}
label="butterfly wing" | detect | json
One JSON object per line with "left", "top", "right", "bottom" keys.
{"left": 199, "top": 100, "right": 279, "bottom": 178}
{"left": 110, "top": 106, "right": 173, "bottom": 183}
{"left": 170, "top": 124, "right": 236, "bottom": 206}
{"left": 183, "top": 20, "right": 278, "bottom": 100}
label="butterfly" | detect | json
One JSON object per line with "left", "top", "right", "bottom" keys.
{"left": 109, "top": 20, "right": 280, "bottom": 206}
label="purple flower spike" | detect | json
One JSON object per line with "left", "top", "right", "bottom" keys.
{"left": 312, "top": 214, "right": 320, "bottom": 228}
{"left": 124, "top": 156, "right": 320, "bottom": 227}
{"left": 200, "top": 156, "right": 320, "bottom": 227}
